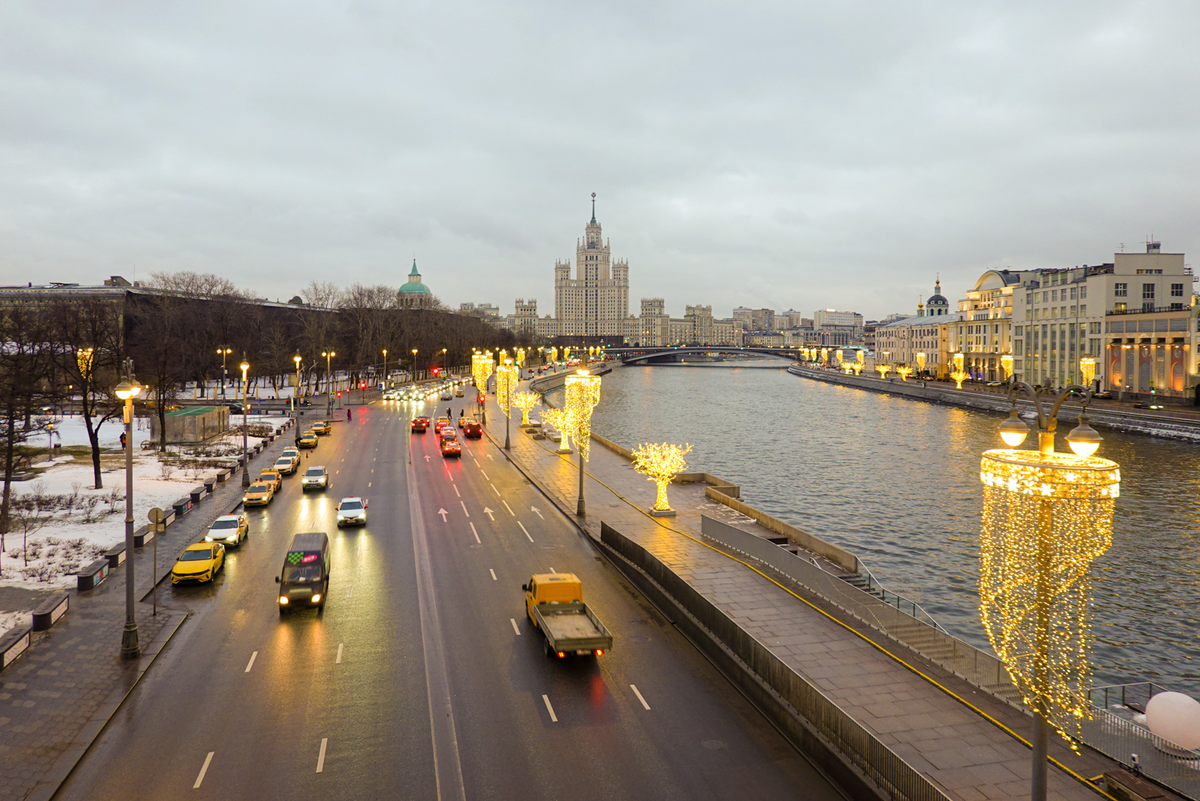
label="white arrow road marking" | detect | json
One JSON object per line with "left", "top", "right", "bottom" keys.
{"left": 487, "top": 453, "right": 494, "bottom": 460}
{"left": 502, "top": 500, "right": 515, "bottom": 516}
{"left": 452, "top": 484, "right": 460, "bottom": 497}
{"left": 483, "top": 507, "right": 495, "bottom": 521}
{"left": 542, "top": 695, "right": 557, "bottom": 723}
{"left": 336, "top": 643, "right": 343, "bottom": 664}
{"left": 479, "top": 469, "right": 489, "bottom": 480}
{"left": 316, "top": 738, "right": 328, "bottom": 773}
{"left": 489, "top": 568, "right": 497, "bottom": 581}
{"left": 460, "top": 500, "right": 470, "bottom": 517}
{"left": 631, "top": 685, "right": 651, "bottom": 711}
{"left": 531, "top": 506, "right": 544, "bottom": 519}
{"left": 519, "top": 522, "right": 534, "bottom": 543}
{"left": 437, "top": 508, "right": 449, "bottom": 522}
{"left": 245, "top": 651, "right": 257, "bottom": 673}
{"left": 347, "top": 585, "right": 353, "bottom": 598}
{"left": 470, "top": 522, "right": 480, "bottom": 544}
{"left": 194, "top": 752, "right": 214, "bottom": 788}
{"left": 424, "top": 455, "right": 431, "bottom": 462}
{"left": 510, "top": 618, "right": 521, "bottom": 636}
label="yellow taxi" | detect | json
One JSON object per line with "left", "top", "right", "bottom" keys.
{"left": 311, "top": 420, "right": 332, "bottom": 435}
{"left": 171, "top": 542, "right": 225, "bottom": 585}
{"left": 257, "top": 469, "right": 283, "bottom": 492}
{"left": 297, "top": 433, "right": 318, "bottom": 449}
{"left": 243, "top": 481, "right": 275, "bottom": 507}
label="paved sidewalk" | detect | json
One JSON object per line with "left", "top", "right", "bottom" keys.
{"left": 0, "top": 428, "right": 296, "bottom": 801}
{"left": 486, "top": 385, "right": 1124, "bottom": 801}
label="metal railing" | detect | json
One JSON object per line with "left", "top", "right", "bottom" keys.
{"left": 854, "top": 561, "right": 949, "bottom": 634}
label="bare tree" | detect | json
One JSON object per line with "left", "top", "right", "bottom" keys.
{"left": 0, "top": 305, "right": 56, "bottom": 539}
{"left": 144, "top": 271, "right": 250, "bottom": 299}
{"left": 301, "top": 281, "right": 343, "bottom": 309}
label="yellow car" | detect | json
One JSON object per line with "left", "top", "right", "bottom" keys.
{"left": 297, "top": 433, "right": 318, "bottom": 449}
{"left": 257, "top": 469, "right": 283, "bottom": 491}
{"left": 171, "top": 542, "right": 225, "bottom": 584}
{"left": 312, "top": 420, "right": 331, "bottom": 435}
{"left": 243, "top": 481, "right": 275, "bottom": 507}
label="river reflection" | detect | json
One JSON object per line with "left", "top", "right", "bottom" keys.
{"left": 575, "top": 362, "right": 1200, "bottom": 695}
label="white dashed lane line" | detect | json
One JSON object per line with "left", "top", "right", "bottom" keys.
{"left": 194, "top": 752, "right": 214, "bottom": 788}
{"left": 518, "top": 522, "right": 534, "bottom": 543}
{"left": 542, "top": 695, "right": 558, "bottom": 723}
{"left": 489, "top": 568, "right": 497, "bottom": 581}
{"left": 452, "top": 484, "right": 460, "bottom": 497}
{"left": 336, "top": 643, "right": 343, "bottom": 664}
{"left": 460, "top": 500, "right": 470, "bottom": 517}
{"left": 510, "top": 618, "right": 521, "bottom": 636}
{"left": 244, "top": 651, "right": 257, "bottom": 673}
{"left": 470, "top": 522, "right": 480, "bottom": 544}
{"left": 502, "top": 500, "right": 514, "bottom": 516}
{"left": 480, "top": 469, "right": 490, "bottom": 481}
{"left": 631, "top": 685, "right": 651, "bottom": 711}
{"left": 316, "top": 738, "right": 328, "bottom": 773}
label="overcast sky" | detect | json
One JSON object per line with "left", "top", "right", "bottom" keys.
{"left": 3, "top": 1, "right": 1199, "bottom": 320}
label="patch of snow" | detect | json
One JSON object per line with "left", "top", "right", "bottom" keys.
{"left": 0, "top": 611, "right": 27, "bottom": 634}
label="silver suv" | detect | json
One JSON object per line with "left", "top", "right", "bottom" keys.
{"left": 301, "top": 466, "right": 329, "bottom": 491}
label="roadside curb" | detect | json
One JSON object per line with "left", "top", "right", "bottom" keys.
{"left": 26, "top": 611, "right": 188, "bottom": 801}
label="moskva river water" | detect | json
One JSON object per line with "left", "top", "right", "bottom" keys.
{"left": 571, "top": 361, "right": 1200, "bottom": 696}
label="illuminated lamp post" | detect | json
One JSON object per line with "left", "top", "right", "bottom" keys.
{"left": 496, "top": 358, "right": 519, "bottom": 450}
{"left": 1079, "top": 356, "right": 1096, "bottom": 391}
{"left": 322, "top": 351, "right": 336, "bottom": 416}
{"left": 293, "top": 355, "right": 302, "bottom": 407}
{"left": 382, "top": 349, "right": 388, "bottom": 389}
{"left": 472, "top": 351, "right": 494, "bottom": 425}
{"left": 217, "top": 347, "right": 232, "bottom": 397}
{"left": 632, "top": 442, "right": 692, "bottom": 517}
{"left": 916, "top": 351, "right": 927, "bottom": 376}
{"left": 564, "top": 369, "right": 601, "bottom": 516}
{"left": 115, "top": 362, "right": 143, "bottom": 658}
{"left": 951, "top": 352, "right": 969, "bottom": 389}
{"left": 512, "top": 390, "right": 539, "bottom": 426}
{"left": 411, "top": 348, "right": 418, "bottom": 383}
{"left": 1000, "top": 354, "right": 1014, "bottom": 383}
{"left": 982, "top": 381, "right": 1116, "bottom": 801}
{"left": 240, "top": 359, "right": 251, "bottom": 488}
{"left": 441, "top": 347, "right": 447, "bottom": 375}
{"left": 856, "top": 350, "right": 865, "bottom": 373}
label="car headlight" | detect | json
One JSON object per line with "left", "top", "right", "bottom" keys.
{"left": 312, "top": 593, "right": 321, "bottom": 603}
{"left": 279, "top": 596, "right": 289, "bottom": 605}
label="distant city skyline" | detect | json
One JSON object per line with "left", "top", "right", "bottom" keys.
{"left": 3, "top": 2, "right": 1198, "bottom": 320}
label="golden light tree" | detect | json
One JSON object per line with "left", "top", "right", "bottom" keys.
{"left": 564, "top": 369, "right": 601, "bottom": 515}
{"left": 896, "top": 366, "right": 913, "bottom": 381}
{"left": 856, "top": 351, "right": 865, "bottom": 369}
{"left": 511, "top": 390, "right": 539, "bottom": 425}
{"left": 820, "top": 348, "right": 829, "bottom": 365}
{"left": 842, "top": 362, "right": 855, "bottom": 375}
{"left": 1079, "top": 356, "right": 1096, "bottom": 388}
{"left": 835, "top": 350, "right": 844, "bottom": 366}
{"left": 951, "top": 352, "right": 970, "bottom": 389}
{"left": 632, "top": 442, "right": 692, "bottom": 516}
{"left": 876, "top": 364, "right": 890, "bottom": 379}
{"left": 541, "top": 407, "right": 572, "bottom": 451}
{"left": 1000, "top": 354, "right": 1014, "bottom": 381}
{"left": 76, "top": 347, "right": 95, "bottom": 380}
{"left": 516, "top": 348, "right": 526, "bottom": 368}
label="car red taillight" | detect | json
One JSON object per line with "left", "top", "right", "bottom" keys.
{"left": 594, "top": 649, "right": 603, "bottom": 656}
{"left": 557, "top": 651, "right": 565, "bottom": 658}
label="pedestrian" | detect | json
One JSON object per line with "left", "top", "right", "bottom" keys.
{"left": 120, "top": 431, "right": 127, "bottom": 450}
{"left": 347, "top": 408, "right": 352, "bottom": 422}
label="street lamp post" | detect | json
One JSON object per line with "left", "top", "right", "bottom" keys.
{"left": 241, "top": 359, "right": 251, "bottom": 487}
{"left": 322, "top": 351, "right": 335, "bottom": 417}
{"left": 217, "top": 347, "right": 232, "bottom": 398}
{"left": 293, "top": 355, "right": 302, "bottom": 410}
{"left": 441, "top": 347, "right": 448, "bottom": 377}
{"left": 496, "top": 358, "right": 518, "bottom": 450}
{"left": 564, "top": 369, "right": 601, "bottom": 516}
{"left": 114, "top": 361, "right": 143, "bottom": 658}
{"left": 382, "top": 349, "right": 388, "bottom": 389}
{"left": 983, "top": 380, "right": 1116, "bottom": 801}
{"left": 411, "top": 349, "right": 418, "bottom": 383}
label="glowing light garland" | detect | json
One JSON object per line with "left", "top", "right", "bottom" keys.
{"left": 1079, "top": 356, "right": 1096, "bottom": 387}
{"left": 548, "top": 346, "right": 558, "bottom": 363}
{"left": 916, "top": 352, "right": 926, "bottom": 372}
{"left": 495, "top": 359, "right": 519, "bottom": 417}
{"left": 563, "top": 369, "right": 601, "bottom": 462}
{"left": 896, "top": 366, "right": 913, "bottom": 381}
{"left": 76, "top": 348, "right": 94, "bottom": 382}
{"left": 951, "top": 352, "right": 969, "bottom": 389}
{"left": 511, "top": 390, "right": 539, "bottom": 425}
{"left": 541, "top": 407, "right": 572, "bottom": 450}
{"left": 471, "top": 352, "right": 494, "bottom": 395}
{"left": 1000, "top": 354, "right": 1014, "bottom": 381}
{"left": 876, "top": 364, "right": 890, "bottom": 379}
{"left": 979, "top": 448, "right": 1119, "bottom": 744}
{"left": 631, "top": 442, "right": 692, "bottom": 512}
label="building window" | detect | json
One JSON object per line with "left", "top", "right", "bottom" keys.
{"left": 1079, "top": 305, "right": 1086, "bottom": 316}
{"left": 1070, "top": 287, "right": 1077, "bottom": 300}
{"left": 1114, "top": 302, "right": 1126, "bottom": 312}
{"left": 1115, "top": 283, "right": 1127, "bottom": 297}
{"left": 1172, "top": 283, "right": 1184, "bottom": 297}
{"left": 1080, "top": 286, "right": 1087, "bottom": 299}
{"left": 1143, "top": 283, "right": 1155, "bottom": 300}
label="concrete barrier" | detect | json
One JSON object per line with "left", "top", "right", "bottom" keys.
{"left": 0, "top": 627, "right": 32, "bottom": 671}
{"left": 217, "top": 469, "right": 231, "bottom": 483}
{"left": 203, "top": 478, "right": 216, "bottom": 493}
{"left": 189, "top": 486, "right": 205, "bottom": 504}
{"left": 77, "top": 558, "right": 111, "bottom": 591}
{"left": 172, "top": 497, "right": 192, "bottom": 518}
{"left": 31, "top": 593, "right": 69, "bottom": 631}
{"left": 134, "top": 525, "right": 155, "bottom": 548}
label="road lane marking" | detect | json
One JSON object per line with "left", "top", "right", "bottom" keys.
{"left": 470, "top": 522, "right": 480, "bottom": 544}
{"left": 194, "top": 752, "right": 214, "bottom": 788}
{"left": 502, "top": 500, "right": 515, "bottom": 516}
{"left": 542, "top": 695, "right": 557, "bottom": 723}
{"left": 510, "top": 618, "right": 521, "bottom": 636}
{"left": 368, "top": 482, "right": 372, "bottom": 488}
{"left": 631, "top": 685, "right": 651, "bottom": 711}
{"left": 245, "top": 651, "right": 257, "bottom": 673}
{"left": 452, "top": 484, "right": 460, "bottom": 497}
{"left": 549, "top": 567, "right": 555, "bottom": 573}
{"left": 460, "top": 500, "right": 470, "bottom": 517}
{"left": 480, "top": 469, "right": 489, "bottom": 480}
{"left": 347, "top": 585, "right": 353, "bottom": 598}
{"left": 483, "top": 507, "right": 495, "bottom": 521}
{"left": 490, "top": 483, "right": 500, "bottom": 497}
{"left": 519, "top": 522, "right": 534, "bottom": 543}
{"left": 316, "top": 738, "right": 327, "bottom": 773}
{"left": 531, "top": 506, "right": 544, "bottom": 519}
{"left": 437, "top": 508, "right": 448, "bottom": 522}
{"left": 489, "top": 568, "right": 497, "bottom": 581}
{"left": 336, "top": 643, "right": 343, "bottom": 664}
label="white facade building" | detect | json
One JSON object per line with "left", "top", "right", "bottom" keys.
{"left": 553, "top": 199, "right": 630, "bottom": 338}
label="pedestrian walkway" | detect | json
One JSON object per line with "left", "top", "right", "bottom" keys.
{"left": 485, "top": 384, "right": 1129, "bottom": 801}
{"left": 0, "top": 429, "right": 296, "bottom": 801}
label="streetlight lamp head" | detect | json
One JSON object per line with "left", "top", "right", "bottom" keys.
{"left": 998, "top": 407, "right": 1030, "bottom": 448}
{"left": 240, "top": 361, "right": 250, "bottom": 372}
{"left": 294, "top": 355, "right": 301, "bottom": 364}
{"left": 114, "top": 379, "right": 142, "bottom": 400}
{"left": 1066, "top": 415, "right": 1102, "bottom": 458}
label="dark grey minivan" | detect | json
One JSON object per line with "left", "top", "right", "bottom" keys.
{"left": 276, "top": 532, "right": 330, "bottom": 613}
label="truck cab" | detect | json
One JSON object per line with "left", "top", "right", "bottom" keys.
{"left": 521, "top": 573, "right": 613, "bottom": 658}
{"left": 523, "top": 573, "right": 583, "bottom": 624}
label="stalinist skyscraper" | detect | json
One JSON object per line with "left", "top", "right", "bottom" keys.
{"left": 554, "top": 193, "right": 630, "bottom": 337}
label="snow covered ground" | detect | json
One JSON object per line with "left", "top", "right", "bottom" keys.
{"left": 1, "top": 414, "right": 289, "bottom": 592}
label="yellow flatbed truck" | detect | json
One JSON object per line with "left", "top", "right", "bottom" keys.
{"left": 521, "top": 573, "right": 613, "bottom": 659}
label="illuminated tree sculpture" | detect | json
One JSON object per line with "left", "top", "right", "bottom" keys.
{"left": 981, "top": 381, "right": 1118, "bottom": 800}
{"left": 632, "top": 443, "right": 692, "bottom": 516}
{"left": 564, "top": 369, "right": 601, "bottom": 515}
{"left": 856, "top": 351, "right": 865, "bottom": 369}
{"left": 542, "top": 407, "right": 572, "bottom": 452}
{"left": 512, "top": 390, "right": 539, "bottom": 426}
{"left": 896, "top": 366, "right": 913, "bottom": 381}
{"left": 951, "top": 352, "right": 970, "bottom": 389}
{"left": 876, "top": 364, "right": 890, "bottom": 379}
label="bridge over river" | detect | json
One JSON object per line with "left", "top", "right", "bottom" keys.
{"left": 608, "top": 345, "right": 803, "bottom": 365}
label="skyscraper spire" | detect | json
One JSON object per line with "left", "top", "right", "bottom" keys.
{"left": 590, "top": 192, "right": 596, "bottom": 224}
